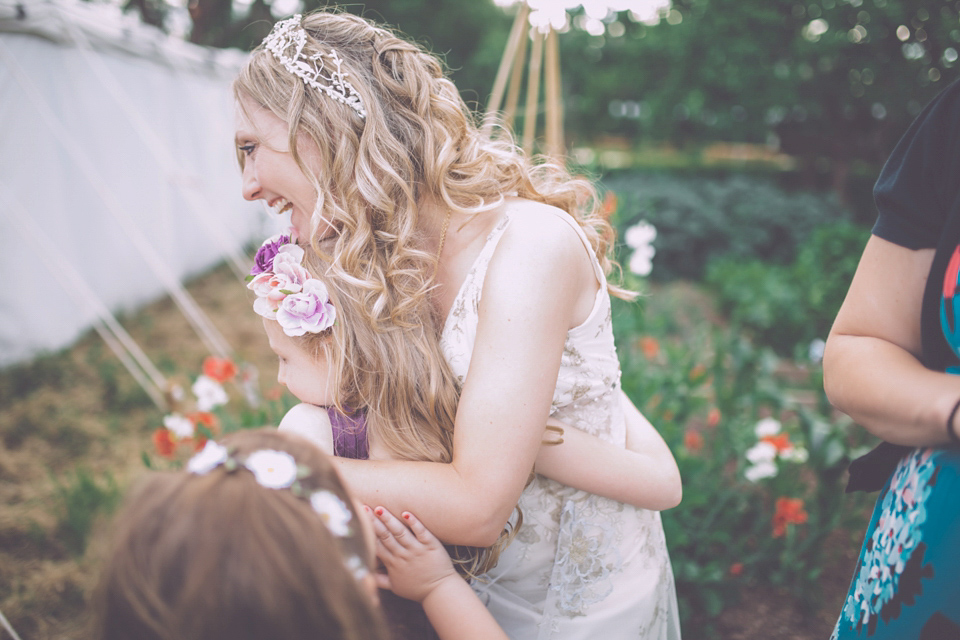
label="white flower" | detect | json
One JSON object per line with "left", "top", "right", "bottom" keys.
{"left": 808, "top": 338, "right": 826, "bottom": 364}
{"left": 754, "top": 417, "right": 782, "bottom": 438}
{"left": 163, "top": 413, "right": 195, "bottom": 439}
{"left": 624, "top": 221, "right": 657, "bottom": 249}
{"left": 745, "top": 460, "right": 778, "bottom": 482}
{"left": 628, "top": 246, "right": 655, "bottom": 277}
{"left": 193, "top": 375, "right": 228, "bottom": 411}
{"left": 187, "top": 441, "right": 229, "bottom": 474}
{"left": 746, "top": 441, "right": 778, "bottom": 464}
{"left": 244, "top": 449, "right": 298, "bottom": 489}
{"left": 624, "top": 220, "right": 657, "bottom": 277}
{"left": 781, "top": 446, "right": 810, "bottom": 464}
{"left": 310, "top": 490, "right": 353, "bottom": 537}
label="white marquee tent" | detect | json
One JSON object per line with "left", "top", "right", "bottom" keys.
{"left": 0, "top": 0, "right": 274, "bottom": 372}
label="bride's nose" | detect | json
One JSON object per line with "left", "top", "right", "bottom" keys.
{"left": 241, "top": 162, "right": 261, "bottom": 201}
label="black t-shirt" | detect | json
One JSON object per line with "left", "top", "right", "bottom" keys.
{"left": 872, "top": 76, "right": 960, "bottom": 373}
{"left": 846, "top": 78, "right": 960, "bottom": 491}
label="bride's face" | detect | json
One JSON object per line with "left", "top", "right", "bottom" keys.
{"left": 235, "top": 96, "right": 336, "bottom": 242}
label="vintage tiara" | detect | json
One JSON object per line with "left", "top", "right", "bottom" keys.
{"left": 263, "top": 15, "right": 367, "bottom": 119}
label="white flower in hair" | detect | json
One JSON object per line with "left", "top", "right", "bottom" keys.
{"left": 310, "top": 490, "right": 353, "bottom": 537}
{"left": 193, "top": 375, "right": 228, "bottom": 412}
{"left": 188, "top": 441, "right": 230, "bottom": 474}
{"left": 244, "top": 449, "right": 299, "bottom": 489}
{"left": 163, "top": 413, "right": 195, "bottom": 439}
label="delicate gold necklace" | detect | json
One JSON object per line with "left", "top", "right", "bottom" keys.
{"left": 435, "top": 210, "right": 452, "bottom": 262}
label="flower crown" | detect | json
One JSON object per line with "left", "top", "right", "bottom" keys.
{"left": 187, "top": 440, "right": 367, "bottom": 578}
{"left": 263, "top": 15, "right": 367, "bottom": 119}
{"left": 247, "top": 231, "right": 336, "bottom": 337}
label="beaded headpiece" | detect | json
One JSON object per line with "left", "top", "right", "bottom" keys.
{"left": 263, "top": 15, "right": 367, "bottom": 119}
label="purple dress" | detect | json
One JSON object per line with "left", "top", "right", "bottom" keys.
{"left": 327, "top": 409, "right": 439, "bottom": 640}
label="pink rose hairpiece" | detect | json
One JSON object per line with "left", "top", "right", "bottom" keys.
{"left": 263, "top": 15, "right": 367, "bottom": 119}
{"left": 247, "top": 231, "right": 336, "bottom": 337}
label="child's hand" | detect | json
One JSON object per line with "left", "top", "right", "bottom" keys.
{"left": 369, "top": 506, "right": 459, "bottom": 603}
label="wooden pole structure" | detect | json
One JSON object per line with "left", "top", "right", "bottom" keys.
{"left": 483, "top": 4, "right": 530, "bottom": 131}
{"left": 544, "top": 27, "right": 564, "bottom": 158}
{"left": 486, "top": 3, "right": 566, "bottom": 161}
{"left": 521, "top": 28, "right": 544, "bottom": 154}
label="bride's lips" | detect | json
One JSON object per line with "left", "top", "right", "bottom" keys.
{"left": 267, "top": 197, "right": 293, "bottom": 216}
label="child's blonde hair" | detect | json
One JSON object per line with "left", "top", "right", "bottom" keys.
{"left": 286, "top": 252, "right": 514, "bottom": 575}
{"left": 92, "top": 429, "right": 388, "bottom": 640}
{"left": 234, "top": 10, "right": 631, "bottom": 341}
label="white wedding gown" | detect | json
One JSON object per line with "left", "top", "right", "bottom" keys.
{"left": 440, "top": 211, "right": 682, "bottom": 640}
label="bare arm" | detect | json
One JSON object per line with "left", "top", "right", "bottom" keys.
{"left": 277, "top": 403, "right": 335, "bottom": 455}
{"left": 533, "top": 390, "right": 681, "bottom": 510}
{"left": 823, "top": 235, "right": 960, "bottom": 445}
{"left": 333, "top": 211, "right": 594, "bottom": 547}
{"left": 371, "top": 508, "right": 509, "bottom": 640}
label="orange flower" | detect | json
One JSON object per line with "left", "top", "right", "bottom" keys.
{"left": 640, "top": 336, "right": 660, "bottom": 359}
{"left": 762, "top": 433, "right": 792, "bottom": 453}
{"left": 688, "top": 363, "right": 706, "bottom": 382}
{"left": 707, "top": 407, "right": 721, "bottom": 428}
{"left": 772, "top": 497, "right": 808, "bottom": 538}
{"left": 202, "top": 356, "right": 237, "bottom": 383}
{"left": 729, "top": 562, "right": 744, "bottom": 576}
{"left": 601, "top": 191, "right": 618, "bottom": 218}
{"left": 187, "top": 411, "right": 218, "bottom": 430}
{"left": 684, "top": 429, "right": 704, "bottom": 453}
{"left": 152, "top": 428, "right": 176, "bottom": 458}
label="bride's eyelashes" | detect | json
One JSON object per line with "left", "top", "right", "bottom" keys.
{"left": 239, "top": 143, "right": 257, "bottom": 156}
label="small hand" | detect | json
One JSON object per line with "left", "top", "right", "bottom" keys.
{"left": 369, "top": 506, "right": 460, "bottom": 603}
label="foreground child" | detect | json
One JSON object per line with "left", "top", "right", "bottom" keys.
{"left": 93, "top": 429, "right": 507, "bottom": 640}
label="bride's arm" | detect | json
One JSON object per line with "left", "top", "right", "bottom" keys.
{"left": 332, "top": 213, "right": 592, "bottom": 547}
{"left": 533, "top": 391, "right": 682, "bottom": 510}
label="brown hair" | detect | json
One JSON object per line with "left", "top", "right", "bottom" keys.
{"left": 91, "top": 429, "right": 388, "bottom": 640}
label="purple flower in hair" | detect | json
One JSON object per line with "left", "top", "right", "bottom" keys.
{"left": 251, "top": 233, "right": 292, "bottom": 275}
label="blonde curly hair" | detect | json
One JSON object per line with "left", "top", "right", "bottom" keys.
{"left": 234, "top": 9, "right": 631, "bottom": 334}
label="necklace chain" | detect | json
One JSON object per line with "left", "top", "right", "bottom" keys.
{"left": 435, "top": 210, "right": 452, "bottom": 263}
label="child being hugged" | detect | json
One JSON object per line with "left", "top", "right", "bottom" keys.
{"left": 247, "top": 230, "right": 681, "bottom": 637}
{"left": 92, "top": 428, "right": 508, "bottom": 640}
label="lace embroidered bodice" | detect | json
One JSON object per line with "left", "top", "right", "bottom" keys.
{"left": 439, "top": 211, "right": 680, "bottom": 640}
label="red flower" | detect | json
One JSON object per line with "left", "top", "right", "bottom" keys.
{"left": 772, "top": 497, "right": 808, "bottom": 538}
{"left": 684, "top": 430, "right": 704, "bottom": 453}
{"left": 601, "top": 191, "right": 618, "bottom": 218}
{"left": 707, "top": 407, "right": 721, "bottom": 428}
{"left": 640, "top": 336, "right": 660, "bottom": 360}
{"left": 202, "top": 356, "right": 237, "bottom": 383}
{"left": 762, "top": 433, "right": 792, "bottom": 453}
{"left": 152, "top": 428, "right": 176, "bottom": 458}
{"left": 187, "top": 411, "right": 218, "bottom": 430}
{"left": 688, "top": 363, "right": 707, "bottom": 382}
{"left": 729, "top": 562, "right": 744, "bottom": 576}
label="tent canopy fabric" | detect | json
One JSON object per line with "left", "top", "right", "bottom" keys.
{"left": 0, "top": 0, "right": 278, "bottom": 368}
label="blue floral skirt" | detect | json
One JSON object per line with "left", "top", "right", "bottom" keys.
{"left": 831, "top": 447, "right": 960, "bottom": 639}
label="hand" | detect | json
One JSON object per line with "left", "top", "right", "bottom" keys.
{"left": 369, "top": 506, "right": 460, "bottom": 603}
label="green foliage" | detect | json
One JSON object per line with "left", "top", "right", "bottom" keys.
{"left": 52, "top": 467, "right": 122, "bottom": 556}
{"left": 614, "top": 294, "right": 874, "bottom": 635}
{"left": 706, "top": 221, "right": 869, "bottom": 354}
{"left": 605, "top": 170, "right": 850, "bottom": 280}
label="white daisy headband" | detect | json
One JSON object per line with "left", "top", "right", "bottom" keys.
{"left": 263, "top": 15, "right": 367, "bottom": 119}
{"left": 187, "top": 440, "right": 368, "bottom": 579}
